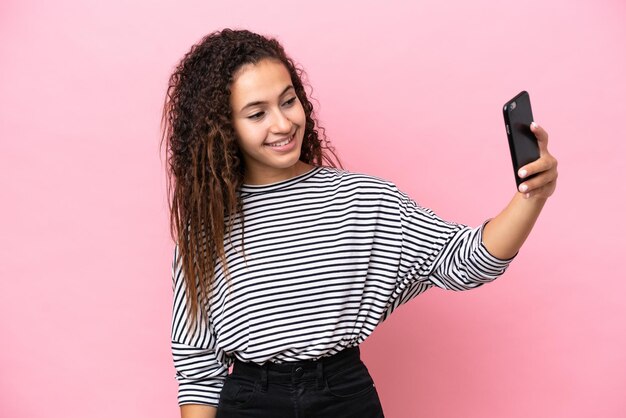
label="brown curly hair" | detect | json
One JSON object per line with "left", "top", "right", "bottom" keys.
{"left": 160, "top": 29, "right": 341, "bottom": 327}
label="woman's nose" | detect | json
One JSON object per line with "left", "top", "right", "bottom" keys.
{"left": 270, "top": 109, "right": 293, "bottom": 133}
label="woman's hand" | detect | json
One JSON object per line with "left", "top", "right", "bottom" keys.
{"left": 482, "top": 121, "right": 558, "bottom": 259}
{"left": 517, "top": 122, "right": 558, "bottom": 200}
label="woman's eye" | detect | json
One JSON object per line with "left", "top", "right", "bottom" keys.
{"left": 283, "top": 97, "right": 297, "bottom": 107}
{"left": 248, "top": 111, "right": 264, "bottom": 120}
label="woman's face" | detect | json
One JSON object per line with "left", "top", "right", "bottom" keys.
{"left": 230, "top": 59, "right": 307, "bottom": 185}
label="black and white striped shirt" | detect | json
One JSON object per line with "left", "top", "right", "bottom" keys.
{"left": 171, "top": 167, "right": 514, "bottom": 406}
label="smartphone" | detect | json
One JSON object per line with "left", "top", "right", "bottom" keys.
{"left": 503, "top": 91, "right": 540, "bottom": 187}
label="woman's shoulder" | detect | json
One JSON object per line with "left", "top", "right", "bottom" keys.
{"left": 313, "top": 166, "right": 399, "bottom": 192}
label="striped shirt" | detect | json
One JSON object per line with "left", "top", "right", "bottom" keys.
{"left": 171, "top": 167, "right": 514, "bottom": 406}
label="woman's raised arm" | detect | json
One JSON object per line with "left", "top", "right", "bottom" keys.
{"left": 482, "top": 122, "right": 558, "bottom": 259}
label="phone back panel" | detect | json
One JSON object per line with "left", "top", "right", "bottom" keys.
{"left": 503, "top": 91, "right": 540, "bottom": 186}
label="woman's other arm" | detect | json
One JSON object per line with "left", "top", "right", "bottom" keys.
{"left": 482, "top": 122, "right": 558, "bottom": 259}
{"left": 181, "top": 405, "right": 217, "bottom": 418}
{"left": 171, "top": 245, "right": 228, "bottom": 415}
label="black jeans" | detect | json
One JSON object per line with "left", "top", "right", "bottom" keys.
{"left": 215, "top": 346, "right": 385, "bottom": 417}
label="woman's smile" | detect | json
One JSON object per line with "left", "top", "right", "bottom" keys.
{"left": 264, "top": 132, "right": 296, "bottom": 150}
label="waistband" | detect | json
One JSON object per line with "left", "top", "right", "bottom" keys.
{"left": 231, "top": 346, "right": 361, "bottom": 387}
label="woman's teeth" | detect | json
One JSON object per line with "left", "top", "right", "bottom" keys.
{"left": 267, "top": 136, "right": 293, "bottom": 147}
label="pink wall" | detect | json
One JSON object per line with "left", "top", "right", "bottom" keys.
{"left": 1, "top": 0, "right": 624, "bottom": 417}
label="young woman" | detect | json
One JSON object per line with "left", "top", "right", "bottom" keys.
{"left": 161, "top": 29, "right": 558, "bottom": 418}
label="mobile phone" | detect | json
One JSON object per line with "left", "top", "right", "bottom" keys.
{"left": 503, "top": 91, "right": 540, "bottom": 187}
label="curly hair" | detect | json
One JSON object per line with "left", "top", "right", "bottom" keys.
{"left": 160, "top": 29, "right": 341, "bottom": 327}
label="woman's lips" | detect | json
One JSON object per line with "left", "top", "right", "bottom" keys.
{"left": 264, "top": 134, "right": 296, "bottom": 151}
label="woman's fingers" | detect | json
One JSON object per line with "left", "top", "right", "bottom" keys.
{"left": 530, "top": 122, "right": 549, "bottom": 153}
{"left": 521, "top": 179, "right": 557, "bottom": 199}
{"left": 518, "top": 122, "right": 558, "bottom": 199}
{"left": 518, "top": 168, "right": 558, "bottom": 194}
{"left": 518, "top": 153, "right": 558, "bottom": 179}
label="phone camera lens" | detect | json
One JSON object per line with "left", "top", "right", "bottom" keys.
{"left": 511, "top": 101, "right": 517, "bottom": 110}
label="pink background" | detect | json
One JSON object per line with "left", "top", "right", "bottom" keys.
{"left": 1, "top": 0, "right": 625, "bottom": 417}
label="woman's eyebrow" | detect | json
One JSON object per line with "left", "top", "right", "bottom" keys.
{"left": 239, "top": 85, "right": 294, "bottom": 112}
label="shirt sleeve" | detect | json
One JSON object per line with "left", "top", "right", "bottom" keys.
{"left": 394, "top": 186, "right": 515, "bottom": 291}
{"left": 171, "top": 245, "right": 230, "bottom": 407}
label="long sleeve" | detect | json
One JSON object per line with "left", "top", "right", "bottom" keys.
{"left": 380, "top": 186, "right": 515, "bottom": 320}
{"left": 171, "top": 245, "right": 230, "bottom": 407}
{"left": 395, "top": 187, "right": 515, "bottom": 291}
{"left": 428, "top": 220, "right": 515, "bottom": 290}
